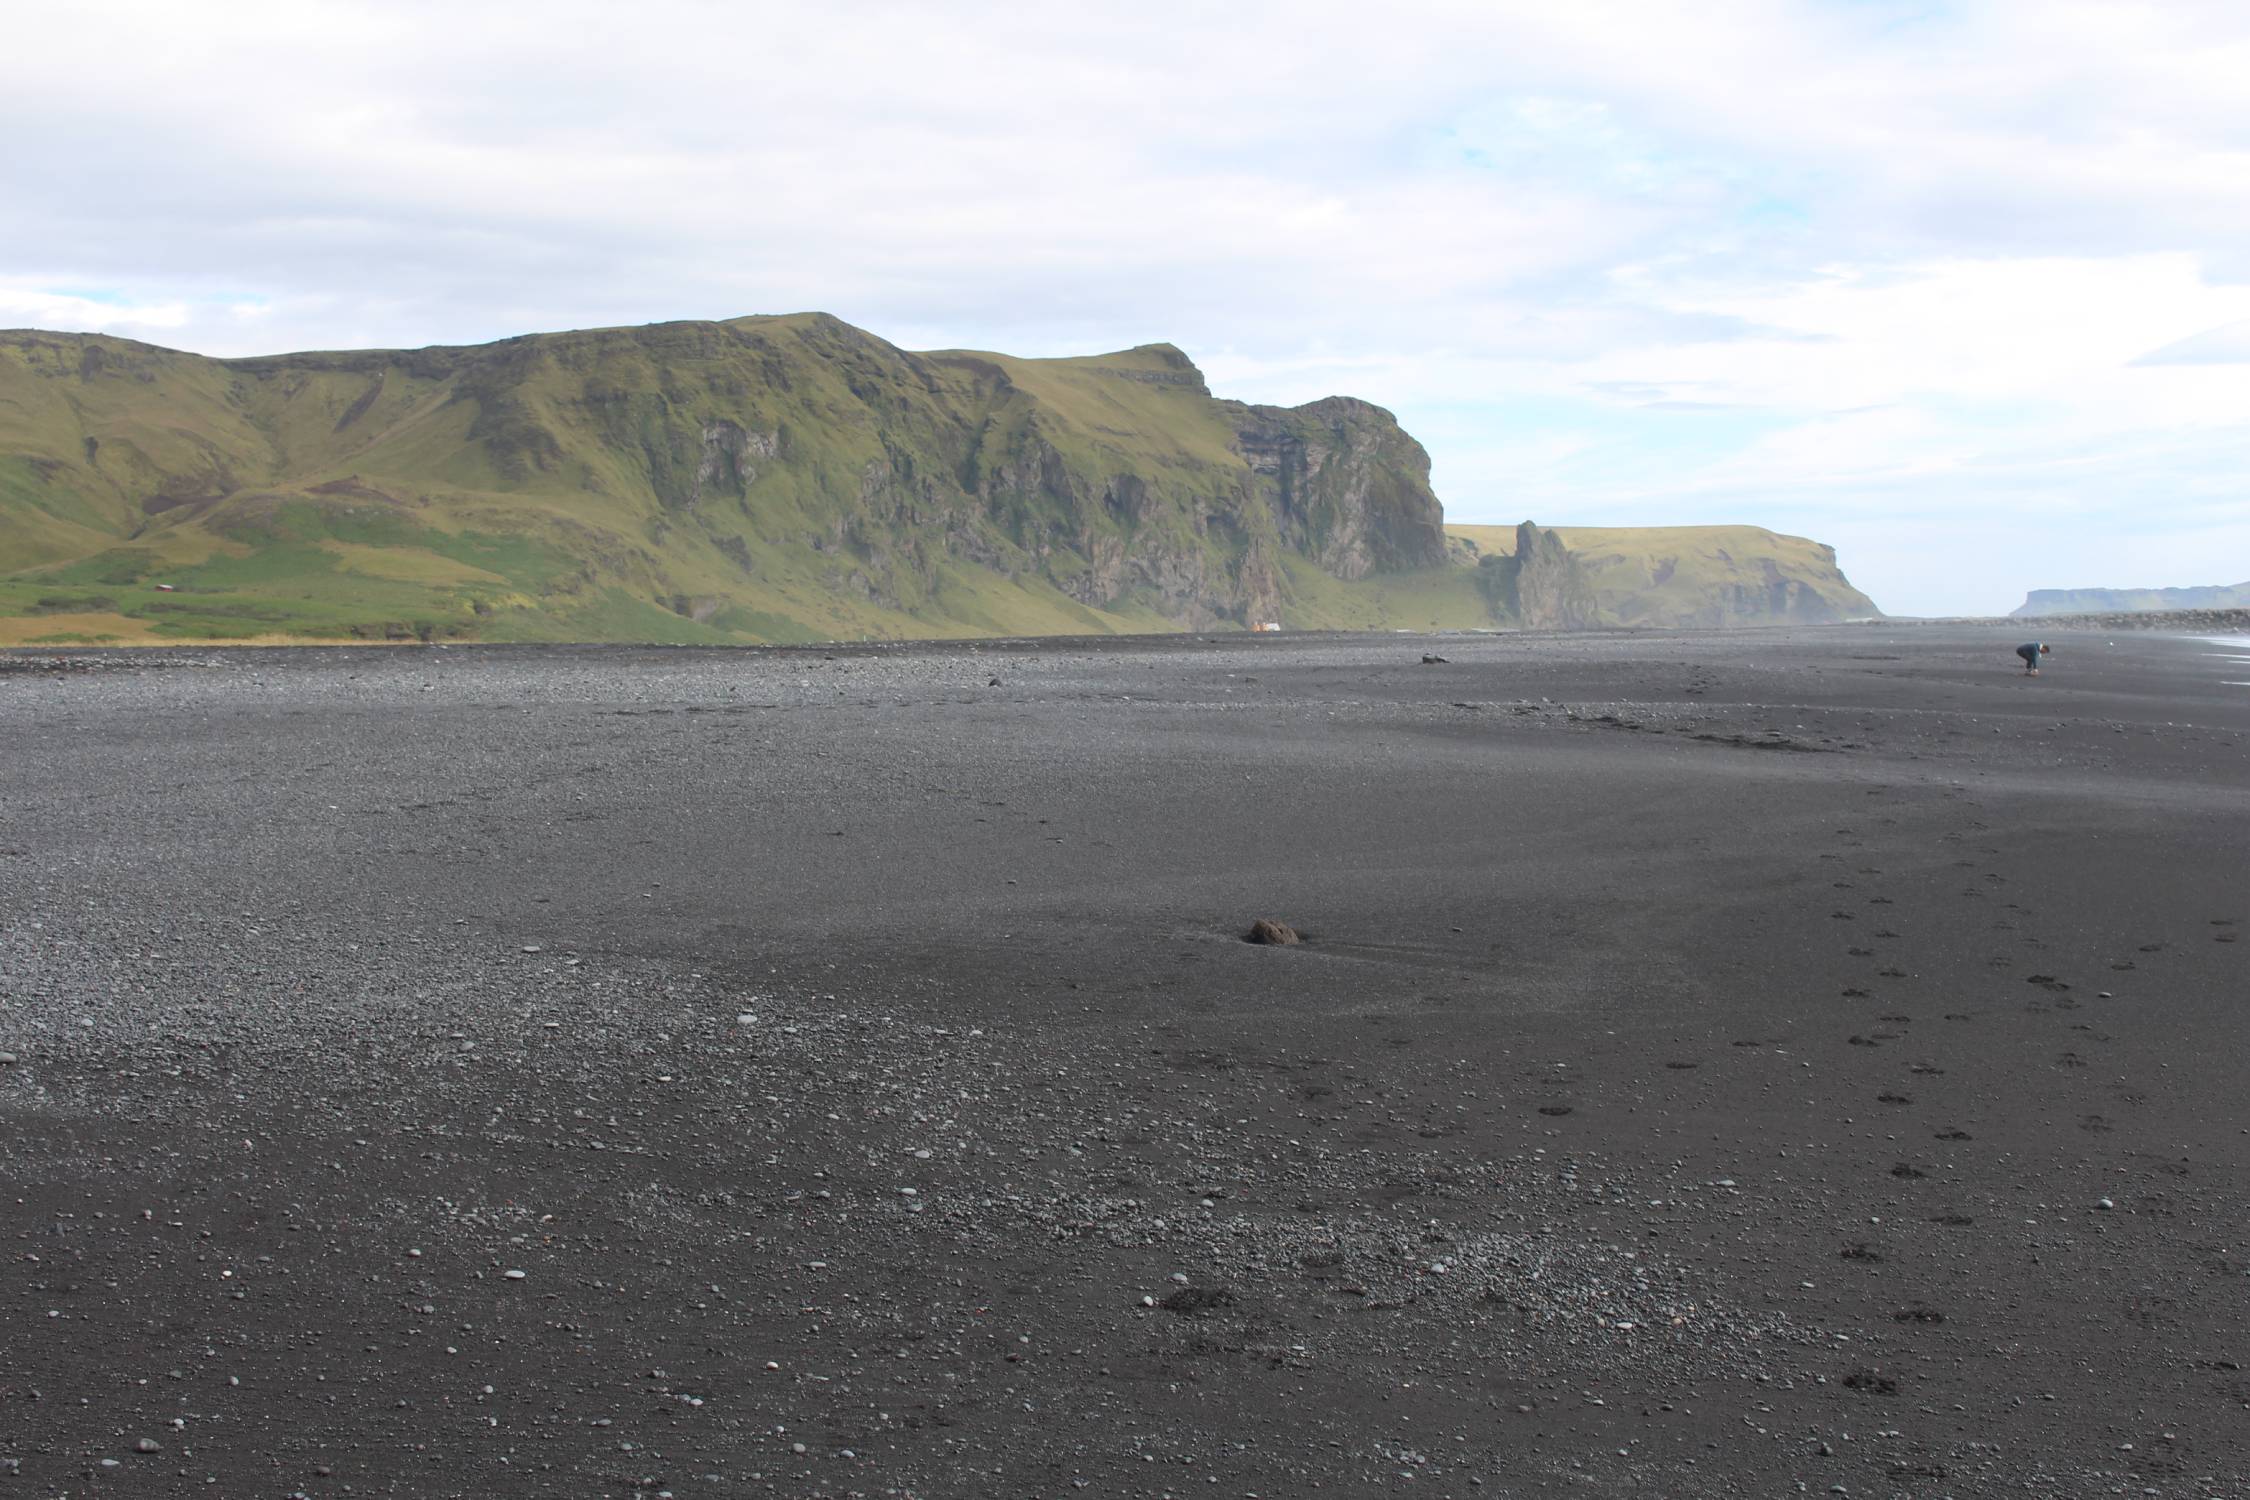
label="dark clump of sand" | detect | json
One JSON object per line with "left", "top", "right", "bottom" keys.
{"left": 1, "top": 624, "right": 2246, "bottom": 1496}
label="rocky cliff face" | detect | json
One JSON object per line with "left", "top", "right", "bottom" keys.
{"left": 1447, "top": 523, "right": 1879, "bottom": 628}
{"left": 1233, "top": 396, "right": 1448, "bottom": 581}
{"left": 0, "top": 315, "right": 1451, "bottom": 642}
{"left": 1474, "top": 521, "right": 1601, "bottom": 629}
{"left": 2, "top": 316, "right": 1885, "bottom": 644}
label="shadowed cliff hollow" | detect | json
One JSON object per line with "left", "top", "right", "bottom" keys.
{"left": 0, "top": 314, "right": 1876, "bottom": 643}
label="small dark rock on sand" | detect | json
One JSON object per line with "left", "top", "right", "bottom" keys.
{"left": 1245, "top": 919, "right": 1301, "bottom": 945}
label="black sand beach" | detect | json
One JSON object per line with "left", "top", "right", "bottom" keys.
{"left": 3, "top": 625, "right": 2247, "bottom": 1498}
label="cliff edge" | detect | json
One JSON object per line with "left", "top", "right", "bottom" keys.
{"left": 0, "top": 316, "right": 1446, "bottom": 643}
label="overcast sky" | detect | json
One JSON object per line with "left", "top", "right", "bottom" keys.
{"left": 8, "top": 0, "right": 2249, "bottom": 615}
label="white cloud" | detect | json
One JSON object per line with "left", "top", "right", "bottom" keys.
{"left": 0, "top": 283, "right": 195, "bottom": 333}
{"left": 4, "top": 0, "right": 2249, "bottom": 614}
{"left": 2136, "top": 319, "right": 2250, "bottom": 366}
{"left": 1602, "top": 255, "right": 2250, "bottom": 408}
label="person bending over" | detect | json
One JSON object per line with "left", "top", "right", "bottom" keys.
{"left": 2015, "top": 641, "right": 2050, "bottom": 676}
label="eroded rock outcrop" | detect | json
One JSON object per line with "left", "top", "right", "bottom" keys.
{"left": 1448, "top": 523, "right": 1880, "bottom": 627}
{"left": 1476, "top": 521, "right": 1602, "bottom": 629}
{"left": 1232, "top": 397, "right": 1448, "bottom": 581}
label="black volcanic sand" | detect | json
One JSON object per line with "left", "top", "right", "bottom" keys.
{"left": 3, "top": 626, "right": 2247, "bottom": 1498}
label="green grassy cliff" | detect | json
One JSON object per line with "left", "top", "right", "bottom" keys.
{"left": 0, "top": 315, "right": 1462, "bottom": 644}
{"left": 2014, "top": 582, "right": 2250, "bottom": 617}
{"left": 0, "top": 313, "right": 1879, "bottom": 644}
{"left": 1447, "top": 522, "right": 1879, "bottom": 628}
